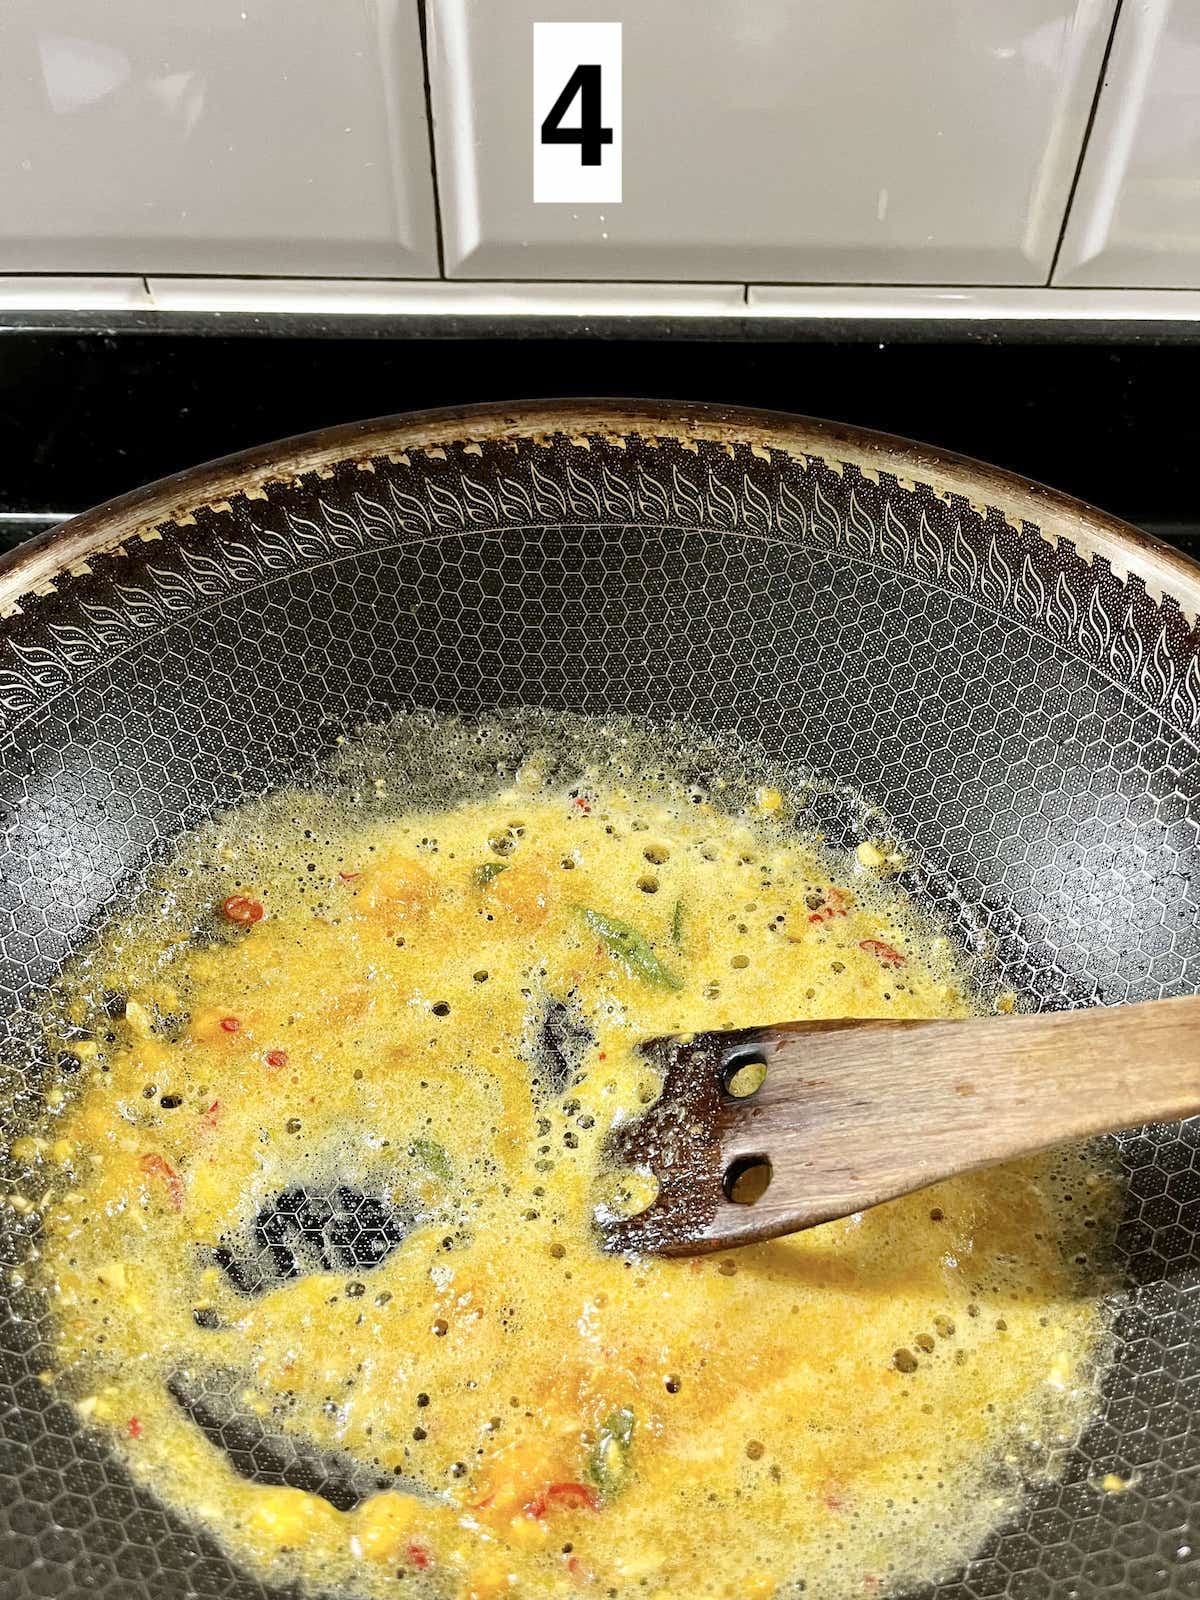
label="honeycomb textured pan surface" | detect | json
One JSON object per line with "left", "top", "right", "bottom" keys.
{"left": 0, "top": 408, "right": 1195, "bottom": 1599}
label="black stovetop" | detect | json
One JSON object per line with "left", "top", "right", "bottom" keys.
{"left": 1, "top": 328, "right": 1197, "bottom": 558}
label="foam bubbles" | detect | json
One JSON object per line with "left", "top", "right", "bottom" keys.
{"left": 11, "top": 711, "right": 1119, "bottom": 1600}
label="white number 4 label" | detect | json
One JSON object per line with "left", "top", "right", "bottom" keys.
{"left": 533, "top": 22, "right": 621, "bottom": 204}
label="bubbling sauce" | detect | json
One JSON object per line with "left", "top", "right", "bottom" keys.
{"left": 8, "top": 716, "right": 1116, "bottom": 1600}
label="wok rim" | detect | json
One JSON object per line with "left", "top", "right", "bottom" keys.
{"left": 0, "top": 397, "right": 1197, "bottom": 1600}
{"left": 2, "top": 397, "right": 1199, "bottom": 623}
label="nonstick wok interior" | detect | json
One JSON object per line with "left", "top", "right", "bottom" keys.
{"left": 0, "top": 401, "right": 1195, "bottom": 1599}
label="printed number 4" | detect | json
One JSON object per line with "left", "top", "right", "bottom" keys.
{"left": 540, "top": 64, "right": 613, "bottom": 166}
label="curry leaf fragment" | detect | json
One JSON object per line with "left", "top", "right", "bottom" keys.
{"left": 585, "top": 1405, "right": 636, "bottom": 1497}
{"left": 578, "top": 909, "right": 683, "bottom": 991}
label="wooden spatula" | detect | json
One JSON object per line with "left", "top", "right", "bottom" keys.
{"left": 598, "top": 996, "right": 1200, "bottom": 1255}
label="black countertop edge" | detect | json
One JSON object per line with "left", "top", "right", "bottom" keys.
{"left": 3, "top": 331, "right": 1199, "bottom": 536}
{"left": 6, "top": 309, "right": 1200, "bottom": 344}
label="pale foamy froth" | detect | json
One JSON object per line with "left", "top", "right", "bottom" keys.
{"left": 8, "top": 713, "right": 1116, "bottom": 1600}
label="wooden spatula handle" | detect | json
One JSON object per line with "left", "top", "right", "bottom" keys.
{"left": 672, "top": 996, "right": 1200, "bottom": 1253}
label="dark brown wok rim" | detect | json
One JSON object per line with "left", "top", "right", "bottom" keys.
{"left": 3, "top": 398, "right": 1199, "bottom": 622}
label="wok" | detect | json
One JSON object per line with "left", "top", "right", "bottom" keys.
{"left": 0, "top": 400, "right": 1195, "bottom": 1599}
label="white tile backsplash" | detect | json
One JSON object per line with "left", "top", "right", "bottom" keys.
{"left": 144, "top": 277, "right": 746, "bottom": 315}
{"left": 0, "top": 0, "right": 438, "bottom": 277}
{"left": 1056, "top": 0, "right": 1200, "bottom": 287}
{"left": 6, "top": 0, "right": 1198, "bottom": 298}
{"left": 429, "top": 0, "right": 1117, "bottom": 285}
{"left": 0, "top": 276, "right": 151, "bottom": 309}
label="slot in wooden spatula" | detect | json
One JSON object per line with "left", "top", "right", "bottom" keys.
{"left": 598, "top": 995, "right": 1200, "bottom": 1255}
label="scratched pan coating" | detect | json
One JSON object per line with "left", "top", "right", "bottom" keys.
{"left": 0, "top": 401, "right": 1196, "bottom": 1599}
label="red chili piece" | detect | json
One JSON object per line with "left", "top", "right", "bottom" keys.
{"left": 200, "top": 1100, "right": 221, "bottom": 1130}
{"left": 265, "top": 1049, "right": 288, "bottom": 1070}
{"left": 222, "top": 895, "right": 264, "bottom": 925}
{"left": 406, "top": 1541, "right": 432, "bottom": 1571}
{"left": 571, "top": 795, "right": 592, "bottom": 814}
{"left": 220, "top": 1016, "right": 241, "bottom": 1033}
{"left": 809, "top": 886, "right": 850, "bottom": 925}
{"left": 859, "top": 938, "right": 905, "bottom": 968}
{"left": 139, "top": 1153, "right": 183, "bottom": 1210}
{"left": 338, "top": 871, "right": 360, "bottom": 882}
{"left": 525, "top": 1482, "right": 600, "bottom": 1518}
{"left": 127, "top": 1416, "right": 143, "bottom": 1439}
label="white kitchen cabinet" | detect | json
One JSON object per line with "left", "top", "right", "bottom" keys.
{"left": 1056, "top": 0, "right": 1200, "bottom": 287}
{"left": 0, "top": 0, "right": 439, "bottom": 277}
{"left": 429, "top": 0, "right": 1117, "bottom": 284}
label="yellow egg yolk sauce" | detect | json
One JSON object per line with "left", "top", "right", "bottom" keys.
{"left": 18, "top": 745, "right": 1115, "bottom": 1600}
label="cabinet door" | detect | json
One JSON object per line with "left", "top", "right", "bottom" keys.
{"left": 430, "top": 0, "right": 1116, "bottom": 284}
{"left": 1056, "top": 0, "right": 1200, "bottom": 287}
{"left": 0, "top": 0, "right": 438, "bottom": 276}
